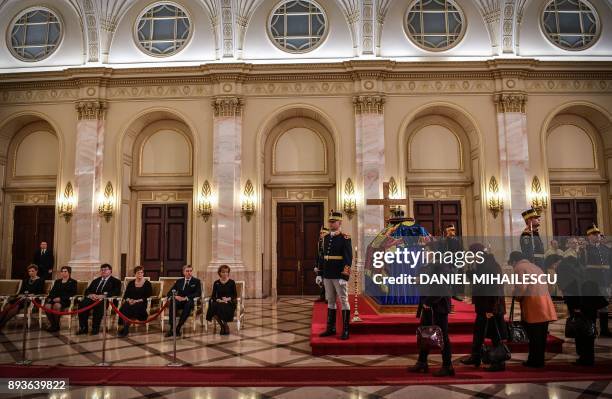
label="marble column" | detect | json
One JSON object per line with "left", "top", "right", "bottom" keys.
{"left": 354, "top": 95, "right": 385, "bottom": 265}
{"left": 495, "top": 93, "right": 531, "bottom": 239}
{"left": 69, "top": 101, "right": 106, "bottom": 279}
{"left": 209, "top": 97, "right": 244, "bottom": 271}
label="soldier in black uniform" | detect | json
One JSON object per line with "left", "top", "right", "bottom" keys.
{"left": 314, "top": 227, "right": 329, "bottom": 302}
{"left": 580, "top": 225, "right": 611, "bottom": 337}
{"left": 520, "top": 208, "right": 545, "bottom": 270}
{"left": 318, "top": 211, "right": 352, "bottom": 340}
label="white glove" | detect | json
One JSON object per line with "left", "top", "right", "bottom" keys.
{"left": 338, "top": 279, "right": 347, "bottom": 286}
{"left": 315, "top": 276, "right": 323, "bottom": 285}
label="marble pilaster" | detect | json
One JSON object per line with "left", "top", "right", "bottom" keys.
{"left": 495, "top": 93, "right": 530, "bottom": 238}
{"left": 69, "top": 101, "right": 106, "bottom": 279}
{"left": 209, "top": 97, "right": 244, "bottom": 271}
{"left": 354, "top": 95, "right": 385, "bottom": 265}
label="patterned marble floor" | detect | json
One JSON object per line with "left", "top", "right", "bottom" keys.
{"left": 0, "top": 297, "right": 611, "bottom": 398}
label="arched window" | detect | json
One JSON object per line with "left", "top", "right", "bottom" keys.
{"left": 8, "top": 7, "right": 62, "bottom": 62}
{"left": 135, "top": 2, "right": 191, "bottom": 56}
{"left": 268, "top": 0, "right": 328, "bottom": 53}
{"left": 541, "top": 0, "right": 599, "bottom": 50}
{"left": 404, "top": 0, "right": 465, "bottom": 51}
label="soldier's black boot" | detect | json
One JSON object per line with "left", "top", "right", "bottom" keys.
{"left": 600, "top": 312, "right": 612, "bottom": 337}
{"left": 340, "top": 309, "right": 350, "bottom": 340}
{"left": 319, "top": 309, "right": 336, "bottom": 337}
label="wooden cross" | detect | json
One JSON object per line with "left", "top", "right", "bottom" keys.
{"left": 366, "top": 181, "right": 410, "bottom": 225}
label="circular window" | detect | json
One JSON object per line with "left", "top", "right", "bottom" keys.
{"left": 8, "top": 7, "right": 62, "bottom": 62}
{"left": 268, "top": 0, "right": 328, "bottom": 53}
{"left": 135, "top": 2, "right": 191, "bottom": 56}
{"left": 541, "top": 0, "right": 599, "bottom": 51}
{"left": 404, "top": 0, "right": 466, "bottom": 51}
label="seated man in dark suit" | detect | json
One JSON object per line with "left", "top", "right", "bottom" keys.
{"left": 165, "top": 265, "right": 202, "bottom": 337}
{"left": 33, "top": 241, "right": 54, "bottom": 280}
{"left": 77, "top": 263, "right": 122, "bottom": 335}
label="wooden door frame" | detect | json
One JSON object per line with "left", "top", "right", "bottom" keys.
{"left": 406, "top": 184, "right": 471, "bottom": 237}
{"left": 270, "top": 193, "right": 329, "bottom": 299}
{"left": 132, "top": 190, "right": 192, "bottom": 279}
{"left": 547, "top": 183, "right": 605, "bottom": 237}
{"left": 1, "top": 189, "right": 58, "bottom": 279}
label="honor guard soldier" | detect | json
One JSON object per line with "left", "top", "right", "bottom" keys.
{"left": 580, "top": 224, "right": 612, "bottom": 337}
{"left": 520, "top": 208, "right": 545, "bottom": 270}
{"left": 441, "top": 224, "right": 464, "bottom": 301}
{"left": 314, "top": 227, "right": 329, "bottom": 302}
{"left": 317, "top": 211, "right": 352, "bottom": 340}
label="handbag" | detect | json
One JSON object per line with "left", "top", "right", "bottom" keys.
{"left": 481, "top": 317, "right": 511, "bottom": 364}
{"left": 416, "top": 308, "right": 444, "bottom": 351}
{"left": 506, "top": 297, "right": 529, "bottom": 343}
{"left": 565, "top": 312, "right": 596, "bottom": 339}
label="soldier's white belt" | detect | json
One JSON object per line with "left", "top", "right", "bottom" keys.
{"left": 586, "top": 264, "right": 610, "bottom": 269}
{"left": 533, "top": 254, "right": 545, "bottom": 258}
{"left": 324, "top": 256, "right": 343, "bottom": 260}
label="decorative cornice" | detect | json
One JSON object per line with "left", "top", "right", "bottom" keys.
{"left": 76, "top": 100, "right": 107, "bottom": 120}
{"left": 212, "top": 96, "right": 243, "bottom": 117}
{"left": 494, "top": 92, "right": 527, "bottom": 113}
{"left": 353, "top": 94, "right": 384, "bottom": 114}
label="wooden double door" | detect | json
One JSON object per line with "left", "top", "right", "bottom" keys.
{"left": 12, "top": 205, "right": 55, "bottom": 278}
{"left": 413, "top": 200, "right": 462, "bottom": 237}
{"left": 141, "top": 204, "right": 188, "bottom": 279}
{"left": 277, "top": 202, "right": 324, "bottom": 295}
{"left": 551, "top": 199, "right": 597, "bottom": 237}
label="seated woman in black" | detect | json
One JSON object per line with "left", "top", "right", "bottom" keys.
{"left": 118, "top": 266, "right": 152, "bottom": 337}
{"left": 0, "top": 264, "right": 45, "bottom": 330}
{"left": 45, "top": 266, "right": 77, "bottom": 332}
{"left": 206, "top": 264, "right": 237, "bottom": 335}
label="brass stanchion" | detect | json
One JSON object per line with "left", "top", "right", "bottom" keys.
{"left": 167, "top": 290, "right": 182, "bottom": 367}
{"left": 352, "top": 247, "right": 362, "bottom": 322}
{"left": 96, "top": 297, "right": 110, "bottom": 366}
{"left": 16, "top": 297, "right": 31, "bottom": 366}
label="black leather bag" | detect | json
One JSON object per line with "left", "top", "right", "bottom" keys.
{"left": 565, "top": 313, "right": 596, "bottom": 339}
{"left": 416, "top": 308, "right": 444, "bottom": 351}
{"left": 481, "top": 318, "right": 511, "bottom": 364}
{"left": 506, "top": 297, "right": 529, "bottom": 343}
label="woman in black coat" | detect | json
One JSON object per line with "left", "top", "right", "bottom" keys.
{"left": 118, "top": 266, "right": 152, "bottom": 337}
{"left": 44, "top": 266, "right": 77, "bottom": 332}
{"left": 461, "top": 251, "right": 507, "bottom": 371}
{"left": 558, "top": 255, "right": 608, "bottom": 366}
{"left": 0, "top": 264, "right": 45, "bottom": 330}
{"left": 409, "top": 259, "right": 454, "bottom": 377}
{"left": 206, "top": 264, "right": 237, "bottom": 335}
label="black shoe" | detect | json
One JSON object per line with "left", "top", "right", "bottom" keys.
{"left": 408, "top": 361, "right": 428, "bottom": 373}
{"left": 460, "top": 356, "right": 481, "bottom": 367}
{"left": 319, "top": 309, "right": 336, "bottom": 337}
{"left": 90, "top": 328, "right": 100, "bottom": 335}
{"left": 117, "top": 328, "right": 129, "bottom": 338}
{"left": 484, "top": 363, "right": 505, "bottom": 372}
{"left": 433, "top": 367, "right": 455, "bottom": 377}
{"left": 76, "top": 328, "right": 88, "bottom": 335}
{"left": 340, "top": 310, "right": 350, "bottom": 340}
{"left": 452, "top": 296, "right": 464, "bottom": 302}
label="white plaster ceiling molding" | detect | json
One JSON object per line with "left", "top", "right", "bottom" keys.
{"left": 234, "top": 0, "right": 264, "bottom": 58}
{"left": 198, "top": 0, "right": 222, "bottom": 58}
{"left": 337, "top": 0, "right": 360, "bottom": 55}
{"left": 375, "top": 0, "right": 392, "bottom": 55}
{"left": 474, "top": 0, "right": 501, "bottom": 55}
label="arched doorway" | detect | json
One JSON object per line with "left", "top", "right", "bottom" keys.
{"left": 401, "top": 104, "right": 485, "bottom": 237}
{"left": 260, "top": 107, "right": 338, "bottom": 297}
{"left": 0, "top": 114, "right": 61, "bottom": 278}
{"left": 544, "top": 104, "right": 612, "bottom": 238}
{"left": 118, "top": 110, "right": 196, "bottom": 279}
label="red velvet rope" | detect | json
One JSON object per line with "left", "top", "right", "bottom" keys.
{"left": 30, "top": 298, "right": 102, "bottom": 315}
{"left": 109, "top": 299, "right": 170, "bottom": 325}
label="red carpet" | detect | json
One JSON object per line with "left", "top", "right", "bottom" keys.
{"left": 310, "top": 297, "right": 564, "bottom": 355}
{"left": 0, "top": 363, "right": 610, "bottom": 387}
